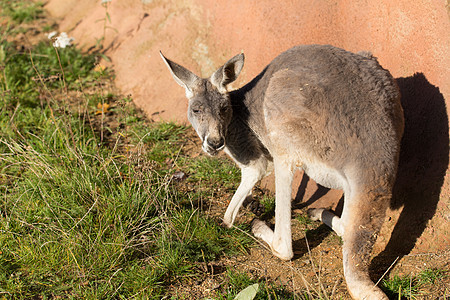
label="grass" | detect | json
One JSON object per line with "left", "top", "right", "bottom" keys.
{"left": 296, "top": 215, "right": 313, "bottom": 227}
{"left": 0, "top": 10, "right": 255, "bottom": 298}
{"left": 382, "top": 274, "right": 421, "bottom": 299}
{"left": 260, "top": 194, "right": 275, "bottom": 218}
{"left": 0, "top": 1, "right": 44, "bottom": 24}
{"left": 0, "top": 7, "right": 301, "bottom": 297}
{"left": 381, "top": 268, "right": 448, "bottom": 299}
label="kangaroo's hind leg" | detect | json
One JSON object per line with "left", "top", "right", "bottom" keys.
{"left": 307, "top": 207, "right": 345, "bottom": 237}
{"left": 340, "top": 190, "right": 390, "bottom": 300}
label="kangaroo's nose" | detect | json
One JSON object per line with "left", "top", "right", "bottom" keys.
{"left": 207, "top": 137, "right": 225, "bottom": 150}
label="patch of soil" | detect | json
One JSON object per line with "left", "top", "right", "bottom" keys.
{"left": 168, "top": 183, "right": 450, "bottom": 298}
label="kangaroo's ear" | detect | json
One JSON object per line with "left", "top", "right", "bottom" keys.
{"left": 160, "top": 51, "right": 200, "bottom": 98}
{"left": 210, "top": 53, "right": 244, "bottom": 93}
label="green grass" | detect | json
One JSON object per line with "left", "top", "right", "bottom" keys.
{"left": 0, "top": 1, "right": 44, "bottom": 24}
{"left": 382, "top": 274, "right": 420, "bottom": 299}
{"left": 296, "top": 214, "right": 313, "bottom": 227}
{"left": 260, "top": 194, "right": 275, "bottom": 217}
{"left": 416, "top": 268, "right": 446, "bottom": 285}
{"left": 381, "top": 268, "right": 447, "bottom": 299}
{"left": 2, "top": 40, "right": 101, "bottom": 102}
{"left": 0, "top": 19, "right": 254, "bottom": 298}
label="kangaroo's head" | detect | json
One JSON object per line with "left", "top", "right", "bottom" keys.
{"left": 160, "top": 52, "right": 244, "bottom": 156}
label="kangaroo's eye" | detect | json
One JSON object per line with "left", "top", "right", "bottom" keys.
{"left": 192, "top": 109, "right": 201, "bottom": 114}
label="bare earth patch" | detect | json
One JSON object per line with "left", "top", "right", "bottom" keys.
{"left": 167, "top": 175, "right": 450, "bottom": 299}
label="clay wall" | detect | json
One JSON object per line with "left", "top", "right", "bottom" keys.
{"left": 45, "top": 0, "right": 449, "bottom": 122}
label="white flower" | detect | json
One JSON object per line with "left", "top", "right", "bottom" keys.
{"left": 47, "top": 31, "right": 58, "bottom": 39}
{"left": 53, "top": 32, "right": 75, "bottom": 48}
{"left": 101, "top": 0, "right": 112, "bottom": 3}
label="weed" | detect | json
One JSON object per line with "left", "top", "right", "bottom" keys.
{"left": 297, "top": 214, "right": 313, "bottom": 227}
{"left": 3, "top": 41, "right": 98, "bottom": 97}
{"left": 381, "top": 268, "right": 448, "bottom": 299}
{"left": 95, "top": 0, "right": 118, "bottom": 49}
{"left": 0, "top": 1, "right": 44, "bottom": 24}
{"left": 382, "top": 274, "right": 419, "bottom": 299}
{"left": 175, "top": 211, "right": 253, "bottom": 261}
{"left": 260, "top": 194, "right": 275, "bottom": 217}
{"left": 186, "top": 156, "right": 240, "bottom": 188}
{"left": 416, "top": 268, "right": 446, "bottom": 285}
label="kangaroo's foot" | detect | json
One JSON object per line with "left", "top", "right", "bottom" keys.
{"left": 307, "top": 208, "right": 324, "bottom": 221}
{"left": 345, "top": 271, "right": 388, "bottom": 300}
{"left": 307, "top": 208, "right": 344, "bottom": 237}
{"left": 251, "top": 219, "right": 293, "bottom": 261}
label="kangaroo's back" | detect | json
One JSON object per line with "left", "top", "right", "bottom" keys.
{"left": 242, "top": 44, "right": 403, "bottom": 151}
{"left": 253, "top": 45, "right": 404, "bottom": 183}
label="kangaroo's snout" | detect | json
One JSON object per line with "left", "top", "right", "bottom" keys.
{"left": 203, "top": 135, "right": 225, "bottom": 156}
{"left": 206, "top": 137, "right": 225, "bottom": 150}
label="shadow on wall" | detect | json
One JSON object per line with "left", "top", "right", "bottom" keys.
{"left": 370, "top": 73, "right": 449, "bottom": 277}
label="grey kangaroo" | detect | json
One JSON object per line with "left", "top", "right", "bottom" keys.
{"left": 160, "top": 44, "right": 404, "bottom": 299}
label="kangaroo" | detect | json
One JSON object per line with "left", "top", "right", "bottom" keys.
{"left": 160, "top": 44, "right": 404, "bottom": 300}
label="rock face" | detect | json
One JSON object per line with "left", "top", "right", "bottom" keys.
{"left": 45, "top": 0, "right": 449, "bottom": 122}
{"left": 45, "top": 0, "right": 449, "bottom": 253}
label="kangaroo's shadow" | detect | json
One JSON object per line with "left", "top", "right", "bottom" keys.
{"left": 369, "top": 73, "right": 449, "bottom": 279}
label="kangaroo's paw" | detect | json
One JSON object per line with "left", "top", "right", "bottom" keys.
{"left": 271, "top": 237, "right": 294, "bottom": 261}
{"left": 347, "top": 279, "right": 389, "bottom": 300}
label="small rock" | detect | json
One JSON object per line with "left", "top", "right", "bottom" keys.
{"left": 172, "top": 170, "right": 187, "bottom": 181}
